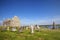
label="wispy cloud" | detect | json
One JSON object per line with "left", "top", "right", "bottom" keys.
{"left": 20, "top": 17, "right": 60, "bottom": 25}
{"left": 0, "top": 16, "right": 60, "bottom": 26}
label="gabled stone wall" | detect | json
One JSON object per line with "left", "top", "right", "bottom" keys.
{"left": 3, "top": 16, "right": 20, "bottom": 27}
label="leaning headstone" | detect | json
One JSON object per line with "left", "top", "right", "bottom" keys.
{"left": 30, "top": 25, "right": 34, "bottom": 33}
{"left": 36, "top": 25, "right": 40, "bottom": 31}
{"left": 19, "top": 27, "right": 23, "bottom": 32}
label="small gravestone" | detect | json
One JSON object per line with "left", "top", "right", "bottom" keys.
{"left": 11, "top": 27, "right": 17, "bottom": 31}
{"left": 7, "top": 27, "right": 9, "bottom": 31}
{"left": 26, "top": 27, "right": 29, "bottom": 30}
{"left": 30, "top": 25, "right": 34, "bottom": 33}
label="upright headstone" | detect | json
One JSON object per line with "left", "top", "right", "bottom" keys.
{"left": 30, "top": 25, "right": 34, "bottom": 33}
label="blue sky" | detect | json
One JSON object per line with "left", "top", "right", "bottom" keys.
{"left": 0, "top": 0, "right": 60, "bottom": 25}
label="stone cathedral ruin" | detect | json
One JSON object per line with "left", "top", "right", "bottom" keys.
{"left": 2, "top": 16, "right": 40, "bottom": 33}
{"left": 3, "top": 16, "right": 20, "bottom": 31}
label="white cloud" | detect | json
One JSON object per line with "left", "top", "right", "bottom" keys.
{"left": 0, "top": 20, "right": 3, "bottom": 23}
{"left": 0, "top": 20, "right": 3, "bottom": 26}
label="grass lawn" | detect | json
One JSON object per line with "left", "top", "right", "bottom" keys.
{"left": 0, "top": 28, "right": 60, "bottom": 40}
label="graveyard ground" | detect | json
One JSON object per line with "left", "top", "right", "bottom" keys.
{"left": 0, "top": 28, "right": 60, "bottom": 40}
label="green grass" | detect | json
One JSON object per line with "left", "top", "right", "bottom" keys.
{"left": 0, "top": 28, "right": 60, "bottom": 40}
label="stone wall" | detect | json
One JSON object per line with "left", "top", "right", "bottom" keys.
{"left": 3, "top": 16, "right": 20, "bottom": 28}
{"left": 11, "top": 16, "right": 20, "bottom": 27}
